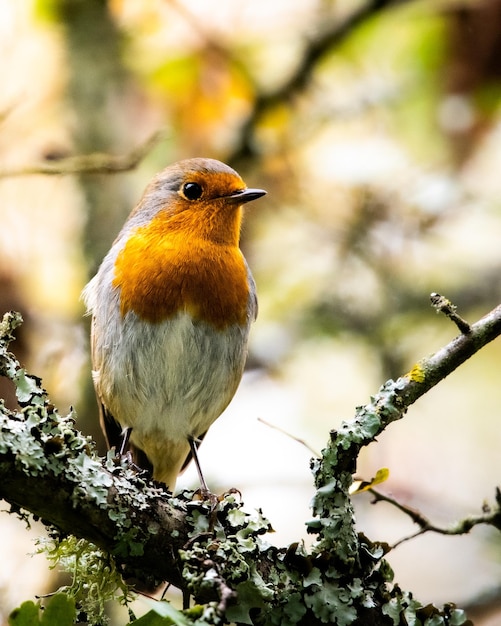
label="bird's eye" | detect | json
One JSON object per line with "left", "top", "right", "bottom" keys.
{"left": 182, "top": 182, "right": 203, "bottom": 200}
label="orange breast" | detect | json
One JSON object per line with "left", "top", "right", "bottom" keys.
{"left": 112, "top": 217, "right": 251, "bottom": 329}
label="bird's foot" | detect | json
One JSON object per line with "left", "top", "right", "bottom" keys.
{"left": 192, "top": 487, "right": 220, "bottom": 510}
{"left": 191, "top": 486, "right": 242, "bottom": 511}
{"left": 107, "top": 448, "right": 150, "bottom": 479}
{"left": 219, "top": 486, "right": 242, "bottom": 501}
{"left": 114, "top": 448, "right": 134, "bottom": 468}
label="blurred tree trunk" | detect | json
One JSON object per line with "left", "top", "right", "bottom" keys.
{"left": 57, "top": 0, "right": 137, "bottom": 271}
{"left": 442, "top": 0, "right": 501, "bottom": 165}
{"left": 56, "top": 0, "right": 141, "bottom": 448}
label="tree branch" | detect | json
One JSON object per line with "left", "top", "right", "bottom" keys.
{"left": 1, "top": 300, "right": 494, "bottom": 624}
{"left": 0, "top": 131, "right": 165, "bottom": 178}
{"left": 229, "top": 0, "right": 415, "bottom": 164}
{"left": 310, "top": 298, "right": 501, "bottom": 561}
{"left": 399, "top": 300, "right": 501, "bottom": 406}
{"left": 369, "top": 487, "right": 501, "bottom": 548}
{"left": 430, "top": 292, "right": 472, "bottom": 334}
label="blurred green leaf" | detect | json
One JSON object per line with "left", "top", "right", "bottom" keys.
{"left": 41, "top": 594, "right": 76, "bottom": 626}
{"left": 9, "top": 601, "right": 40, "bottom": 626}
{"left": 136, "top": 598, "right": 190, "bottom": 626}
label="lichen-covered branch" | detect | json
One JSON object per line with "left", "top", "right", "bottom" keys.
{"left": 2, "top": 302, "right": 498, "bottom": 625}
{"left": 310, "top": 300, "right": 501, "bottom": 562}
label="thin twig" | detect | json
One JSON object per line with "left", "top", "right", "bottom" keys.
{"left": 398, "top": 302, "right": 501, "bottom": 407}
{"left": 0, "top": 130, "right": 166, "bottom": 178}
{"left": 257, "top": 417, "right": 320, "bottom": 457}
{"left": 430, "top": 292, "right": 472, "bottom": 334}
{"left": 369, "top": 487, "right": 501, "bottom": 549}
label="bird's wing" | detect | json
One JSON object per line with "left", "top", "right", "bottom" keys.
{"left": 98, "top": 400, "right": 122, "bottom": 450}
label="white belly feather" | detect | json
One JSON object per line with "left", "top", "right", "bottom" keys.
{"left": 92, "top": 309, "right": 250, "bottom": 445}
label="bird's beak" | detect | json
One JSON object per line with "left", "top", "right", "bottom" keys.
{"left": 226, "top": 188, "right": 267, "bottom": 204}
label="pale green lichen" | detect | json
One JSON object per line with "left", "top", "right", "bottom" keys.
{"left": 37, "top": 535, "right": 134, "bottom": 625}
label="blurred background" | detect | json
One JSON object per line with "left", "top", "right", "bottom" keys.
{"left": 1, "top": 0, "right": 501, "bottom": 623}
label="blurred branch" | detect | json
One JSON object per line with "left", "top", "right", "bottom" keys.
{"left": 168, "top": 0, "right": 221, "bottom": 49}
{"left": 0, "top": 131, "right": 164, "bottom": 178}
{"left": 229, "top": 0, "right": 415, "bottom": 164}
{"left": 257, "top": 416, "right": 320, "bottom": 457}
{"left": 463, "top": 585, "right": 501, "bottom": 624}
{"left": 305, "top": 261, "right": 501, "bottom": 379}
{"left": 369, "top": 487, "right": 501, "bottom": 548}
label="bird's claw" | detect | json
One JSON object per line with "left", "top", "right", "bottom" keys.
{"left": 108, "top": 449, "right": 149, "bottom": 479}
{"left": 191, "top": 486, "right": 242, "bottom": 512}
{"left": 193, "top": 487, "right": 220, "bottom": 510}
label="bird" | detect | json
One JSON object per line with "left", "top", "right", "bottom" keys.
{"left": 82, "top": 157, "right": 266, "bottom": 492}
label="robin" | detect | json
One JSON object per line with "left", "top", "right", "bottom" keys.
{"left": 83, "top": 158, "right": 266, "bottom": 492}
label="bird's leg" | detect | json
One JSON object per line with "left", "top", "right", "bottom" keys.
{"left": 188, "top": 435, "right": 210, "bottom": 494}
{"left": 115, "top": 426, "right": 143, "bottom": 473}
{"left": 118, "top": 426, "right": 133, "bottom": 457}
